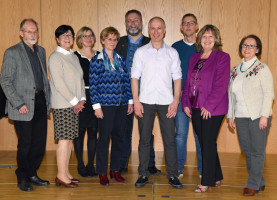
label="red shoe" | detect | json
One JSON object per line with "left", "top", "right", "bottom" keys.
{"left": 110, "top": 170, "right": 126, "bottom": 182}
{"left": 99, "top": 174, "right": 109, "bottom": 186}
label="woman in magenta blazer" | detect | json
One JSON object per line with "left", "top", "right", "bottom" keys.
{"left": 182, "top": 24, "right": 230, "bottom": 192}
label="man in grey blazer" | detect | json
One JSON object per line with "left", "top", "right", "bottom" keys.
{"left": 0, "top": 19, "right": 50, "bottom": 192}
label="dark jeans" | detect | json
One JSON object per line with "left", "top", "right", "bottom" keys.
{"left": 14, "top": 92, "right": 47, "bottom": 181}
{"left": 96, "top": 105, "right": 127, "bottom": 174}
{"left": 120, "top": 112, "right": 156, "bottom": 168}
{"left": 74, "top": 126, "right": 98, "bottom": 169}
{"left": 138, "top": 104, "right": 178, "bottom": 177}
{"left": 191, "top": 109, "right": 224, "bottom": 186}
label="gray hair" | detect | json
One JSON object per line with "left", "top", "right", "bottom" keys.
{"left": 20, "top": 19, "right": 38, "bottom": 31}
{"left": 148, "top": 16, "right": 166, "bottom": 29}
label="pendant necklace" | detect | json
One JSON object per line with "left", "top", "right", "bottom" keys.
{"left": 240, "top": 59, "right": 257, "bottom": 73}
{"left": 193, "top": 62, "right": 204, "bottom": 96}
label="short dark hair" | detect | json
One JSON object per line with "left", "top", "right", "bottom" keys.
{"left": 239, "top": 34, "right": 262, "bottom": 57}
{"left": 196, "top": 24, "right": 222, "bottom": 52}
{"left": 181, "top": 13, "right": 197, "bottom": 24}
{"left": 125, "top": 9, "right": 142, "bottom": 22}
{"left": 55, "top": 25, "right": 75, "bottom": 38}
{"left": 20, "top": 19, "right": 38, "bottom": 31}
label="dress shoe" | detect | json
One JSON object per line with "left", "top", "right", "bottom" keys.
{"left": 148, "top": 166, "right": 161, "bottom": 175}
{"left": 55, "top": 177, "right": 78, "bottom": 188}
{"left": 119, "top": 167, "right": 128, "bottom": 174}
{"left": 168, "top": 176, "right": 183, "bottom": 189}
{"left": 70, "top": 178, "right": 80, "bottom": 183}
{"left": 99, "top": 174, "right": 109, "bottom": 186}
{"left": 259, "top": 185, "right": 265, "bottom": 191}
{"left": 29, "top": 176, "right": 50, "bottom": 186}
{"left": 78, "top": 166, "right": 90, "bottom": 177}
{"left": 243, "top": 188, "right": 256, "bottom": 196}
{"left": 110, "top": 170, "right": 126, "bottom": 182}
{"left": 86, "top": 165, "right": 98, "bottom": 177}
{"left": 17, "top": 179, "right": 33, "bottom": 191}
{"left": 135, "top": 175, "right": 148, "bottom": 187}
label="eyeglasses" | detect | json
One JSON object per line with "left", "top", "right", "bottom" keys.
{"left": 24, "top": 31, "right": 38, "bottom": 35}
{"left": 182, "top": 21, "right": 196, "bottom": 26}
{"left": 60, "top": 33, "right": 73, "bottom": 39}
{"left": 106, "top": 38, "right": 118, "bottom": 42}
{"left": 82, "top": 35, "right": 94, "bottom": 39}
{"left": 242, "top": 44, "right": 257, "bottom": 49}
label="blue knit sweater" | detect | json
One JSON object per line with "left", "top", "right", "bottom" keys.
{"left": 89, "top": 51, "right": 132, "bottom": 108}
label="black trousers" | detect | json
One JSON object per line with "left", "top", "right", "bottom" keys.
{"left": 96, "top": 105, "right": 127, "bottom": 174}
{"left": 138, "top": 104, "right": 178, "bottom": 178}
{"left": 191, "top": 109, "right": 224, "bottom": 186}
{"left": 13, "top": 92, "right": 47, "bottom": 181}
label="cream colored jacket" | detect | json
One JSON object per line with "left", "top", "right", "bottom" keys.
{"left": 227, "top": 59, "right": 274, "bottom": 120}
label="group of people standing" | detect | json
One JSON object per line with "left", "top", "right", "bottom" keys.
{"left": 0, "top": 8, "right": 274, "bottom": 197}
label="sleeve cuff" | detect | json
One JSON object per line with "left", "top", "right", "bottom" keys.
{"left": 70, "top": 97, "right": 79, "bottom": 106}
{"left": 128, "top": 99, "right": 133, "bottom": 104}
{"left": 81, "top": 97, "right": 86, "bottom": 101}
{"left": 92, "top": 103, "right": 101, "bottom": 110}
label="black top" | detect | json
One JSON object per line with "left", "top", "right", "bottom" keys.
{"left": 0, "top": 84, "right": 7, "bottom": 118}
{"left": 115, "top": 35, "right": 150, "bottom": 59}
{"left": 23, "top": 42, "right": 44, "bottom": 91}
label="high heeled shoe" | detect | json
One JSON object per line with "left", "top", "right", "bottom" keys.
{"left": 99, "top": 174, "right": 109, "bottom": 186}
{"left": 55, "top": 177, "right": 78, "bottom": 188}
{"left": 110, "top": 170, "right": 126, "bottom": 183}
{"left": 70, "top": 178, "right": 80, "bottom": 183}
{"left": 195, "top": 185, "right": 210, "bottom": 193}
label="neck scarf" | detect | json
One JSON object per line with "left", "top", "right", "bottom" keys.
{"left": 102, "top": 48, "right": 121, "bottom": 72}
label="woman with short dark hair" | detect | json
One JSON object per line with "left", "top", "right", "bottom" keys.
{"left": 182, "top": 24, "right": 230, "bottom": 192}
{"left": 227, "top": 35, "right": 274, "bottom": 196}
{"left": 89, "top": 26, "right": 133, "bottom": 186}
{"left": 49, "top": 25, "right": 86, "bottom": 188}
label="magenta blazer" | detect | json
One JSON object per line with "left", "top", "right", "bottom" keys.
{"left": 182, "top": 50, "right": 230, "bottom": 116}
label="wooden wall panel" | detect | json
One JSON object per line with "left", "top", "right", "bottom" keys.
{"left": 0, "top": 0, "right": 41, "bottom": 150}
{"left": 212, "top": 0, "right": 271, "bottom": 153}
{"left": 267, "top": 0, "right": 277, "bottom": 153}
{"left": 0, "top": 0, "right": 277, "bottom": 154}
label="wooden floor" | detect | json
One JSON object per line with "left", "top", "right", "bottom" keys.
{"left": 0, "top": 151, "right": 277, "bottom": 200}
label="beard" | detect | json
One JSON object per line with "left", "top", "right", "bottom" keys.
{"left": 127, "top": 25, "right": 142, "bottom": 36}
{"left": 26, "top": 38, "right": 37, "bottom": 45}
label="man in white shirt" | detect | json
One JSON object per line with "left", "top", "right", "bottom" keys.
{"left": 131, "top": 17, "right": 182, "bottom": 188}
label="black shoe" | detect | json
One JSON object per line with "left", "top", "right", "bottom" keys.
{"left": 18, "top": 179, "right": 33, "bottom": 191}
{"left": 135, "top": 175, "right": 148, "bottom": 187}
{"left": 119, "top": 167, "right": 128, "bottom": 174}
{"left": 169, "top": 176, "right": 183, "bottom": 189}
{"left": 86, "top": 165, "right": 98, "bottom": 177}
{"left": 29, "top": 176, "right": 50, "bottom": 186}
{"left": 148, "top": 166, "right": 161, "bottom": 175}
{"left": 78, "top": 166, "right": 90, "bottom": 177}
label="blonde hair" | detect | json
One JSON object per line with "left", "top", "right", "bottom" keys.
{"left": 76, "top": 26, "right": 96, "bottom": 48}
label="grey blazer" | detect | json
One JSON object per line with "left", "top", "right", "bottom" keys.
{"left": 0, "top": 41, "right": 50, "bottom": 121}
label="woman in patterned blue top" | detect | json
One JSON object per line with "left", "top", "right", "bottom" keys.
{"left": 89, "top": 27, "right": 133, "bottom": 186}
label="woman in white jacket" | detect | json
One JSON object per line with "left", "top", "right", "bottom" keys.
{"left": 227, "top": 35, "right": 274, "bottom": 196}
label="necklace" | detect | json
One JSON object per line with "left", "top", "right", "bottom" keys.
{"left": 193, "top": 62, "right": 205, "bottom": 96}
{"left": 240, "top": 59, "right": 257, "bottom": 72}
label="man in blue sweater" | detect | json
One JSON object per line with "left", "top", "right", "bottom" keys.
{"left": 172, "top": 13, "right": 202, "bottom": 177}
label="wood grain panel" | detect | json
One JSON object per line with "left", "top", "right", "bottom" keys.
{"left": 0, "top": 0, "right": 41, "bottom": 151}
{"left": 212, "top": 0, "right": 271, "bottom": 153}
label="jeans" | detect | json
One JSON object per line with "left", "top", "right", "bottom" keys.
{"left": 175, "top": 101, "right": 202, "bottom": 174}
{"left": 120, "top": 112, "right": 156, "bottom": 168}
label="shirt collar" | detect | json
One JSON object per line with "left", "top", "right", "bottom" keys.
{"left": 22, "top": 41, "right": 37, "bottom": 53}
{"left": 77, "top": 50, "right": 91, "bottom": 61}
{"left": 128, "top": 34, "right": 143, "bottom": 44}
{"left": 242, "top": 56, "right": 257, "bottom": 65}
{"left": 147, "top": 41, "right": 166, "bottom": 51}
{"left": 56, "top": 46, "right": 74, "bottom": 55}
{"left": 183, "top": 39, "right": 195, "bottom": 46}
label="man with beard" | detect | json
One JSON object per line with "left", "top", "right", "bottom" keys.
{"left": 115, "top": 9, "right": 161, "bottom": 175}
{"left": 0, "top": 19, "right": 50, "bottom": 191}
{"left": 172, "top": 13, "right": 202, "bottom": 178}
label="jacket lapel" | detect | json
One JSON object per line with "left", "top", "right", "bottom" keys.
{"left": 201, "top": 50, "right": 217, "bottom": 72}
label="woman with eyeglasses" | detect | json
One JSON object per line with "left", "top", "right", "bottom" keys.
{"left": 227, "top": 35, "right": 274, "bottom": 196}
{"left": 89, "top": 26, "right": 133, "bottom": 186}
{"left": 182, "top": 24, "right": 230, "bottom": 192}
{"left": 48, "top": 25, "right": 86, "bottom": 188}
{"left": 73, "top": 26, "right": 99, "bottom": 178}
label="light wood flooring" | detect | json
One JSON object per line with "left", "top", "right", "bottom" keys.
{"left": 0, "top": 151, "right": 277, "bottom": 200}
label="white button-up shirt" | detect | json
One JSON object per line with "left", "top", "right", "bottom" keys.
{"left": 131, "top": 42, "right": 182, "bottom": 105}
